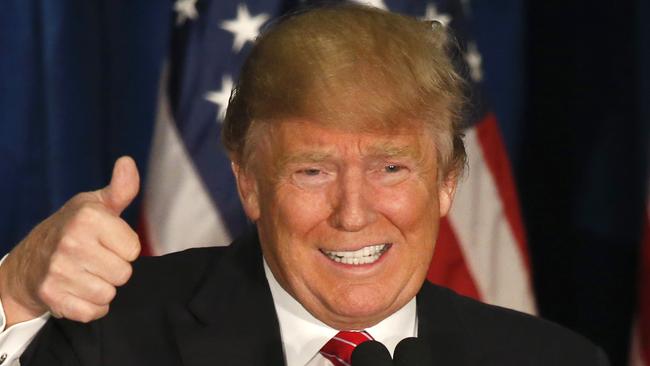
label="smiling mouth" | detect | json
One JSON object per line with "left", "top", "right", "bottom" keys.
{"left": 320, "top": 244, "right": 391, "bottom": 265}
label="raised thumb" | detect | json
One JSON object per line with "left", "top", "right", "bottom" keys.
{"left": 99, "top": 156, "right": 140, "bottom": 215}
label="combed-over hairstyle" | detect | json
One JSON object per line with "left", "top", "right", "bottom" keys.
{"left": 222, "top": 2, "right": 467, "bottom": 179}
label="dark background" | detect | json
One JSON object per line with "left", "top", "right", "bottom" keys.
{"left": 522, "top": 2, "right": 648, "bottom": 364}
{"left": 0, "top": 1, "right": 648, "bottom": 365}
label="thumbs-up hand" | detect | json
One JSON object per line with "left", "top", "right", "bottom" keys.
{"left": 0, "top": 156, "right": 141, "bottom": 327}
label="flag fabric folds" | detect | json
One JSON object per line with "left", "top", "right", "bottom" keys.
{"left": 140, "top": 0, "right": 536, "bottom": 314}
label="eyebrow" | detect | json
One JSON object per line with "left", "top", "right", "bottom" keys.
{"left": 364, "top": 142, "right": 422, "bottom": 160}
{"left": 276, "top": 151, "right": 335, "bottom": 168}
{"left": 276, "top": 144, "right": 421, "bottom": 168}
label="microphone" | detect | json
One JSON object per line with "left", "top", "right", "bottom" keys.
{"left": 351, "top": 340, "right": 393, "bottom": 366}
{"left": 393, "top": 337, "right": 433, "bottom": 366}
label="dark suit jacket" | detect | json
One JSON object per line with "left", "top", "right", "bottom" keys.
{"left": 21, "top": 230, "right": 608, "bottom": 365}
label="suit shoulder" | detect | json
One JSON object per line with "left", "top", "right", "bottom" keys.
{"left": 115, "top": 246, "right": 228, "bottom": 303}
{"left": 419, "top": 284, "right": 609, "bottom": 365}
{"left": 22, "top": 248, "right": 228, "bottom": 366}
{"left": 132, "top": 246, "right": 226, "bottom": 281}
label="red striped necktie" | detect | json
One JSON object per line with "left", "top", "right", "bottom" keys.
{"left": 319, "top": 330, "right": 374, "bottom": 366}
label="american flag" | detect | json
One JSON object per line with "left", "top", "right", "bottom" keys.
{"left": 140, "top": 0, "right": 536, "bottom": 315}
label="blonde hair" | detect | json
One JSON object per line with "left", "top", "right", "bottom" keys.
{"left": 222, "top": 3, "right": 467, "bottom": 179}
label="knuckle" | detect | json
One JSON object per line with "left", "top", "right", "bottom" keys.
{"left": 126, "top": 242, "right": 141, "bottom": 262}
{"left": 37, "top": 284, "right": 55, "bottom": 305}
{"left": 75, "top": 205, "right": 101, "bottom": 225}
{"left": 59, "top": 295, "right": 77, "bottom": 318}
{"left": 104, "top": 286, "right": 117, "bottom": 303}
{"left": 120, "top": 229, "right": 141, "bottom": 262}
{"left": 47, "top": 256, "right": 66, "bottom": 277}
{"left": 129, "top": 230, "right": 140, "bottom": 244}
{"left": 77, "top": 305, "right": 108, "bottom": 323}
{"left": 76, "top": 311, "right": 95, "bottom": 324}
{"left": 57, "top": 235, "right": 80, "bottom": 254}
{"left": 96, "top": 305, "right": 110, "bottom": 319}
{"left": 85, "top": 281, "right": 102, "bottom": 301}
{"left": 91, "top": 283, "right": 116, "bottom": 304}
{"left": 115, "top": 264, "right": 133, "bottom": 286}
{"left": 61, "top": 298, "right": 94, "bottom": 323}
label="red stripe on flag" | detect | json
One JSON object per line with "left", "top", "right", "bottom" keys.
{"left": 475, "top": 113, "right": 531, "bottom": 270}
{"left": 428, "top": 217, "right": 481, "bottom": 301}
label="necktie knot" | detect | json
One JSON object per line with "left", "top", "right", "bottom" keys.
{"left": 320, "top": 330, "right": 374, "bottom": 366}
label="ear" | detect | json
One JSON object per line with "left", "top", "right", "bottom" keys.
{"left": 231, "top": 162, "right": 261, "bottom": 221}
{"left": 438, "top": 174, "right": 457, "bottom": 218}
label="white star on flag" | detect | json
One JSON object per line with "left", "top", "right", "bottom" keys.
{"left": 423, "top": 3, "right": 452, "bottom": 27}
{"left": 205, "top": 75, "right": 234, "bottom": 123}
{"left": 173, "top": 0, "right": 199, "bottom": 26}
{"left": 465, "top": 41, "right": 483, "bottom": 82}
{"left": 220, "top": 3, "right": 270, "bottom": 53}
{"left": 351, "top": 0, "right": 388, "bottom": 10}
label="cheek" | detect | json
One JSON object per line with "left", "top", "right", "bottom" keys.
{"left": 374, "top": 183, "right": 440, "bottom": 272}
{"left": 262, "top": 184, "right": 333, "bottom": 239}
{"left": 374, "top": 183, "right": 440, "bottom": 230}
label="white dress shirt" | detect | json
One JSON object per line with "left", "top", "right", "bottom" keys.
{"left": 264, "top": 261, "right": 418, "bottom": 366}
{"left": 0, "top": 257, "right": 418, "bottom": 366}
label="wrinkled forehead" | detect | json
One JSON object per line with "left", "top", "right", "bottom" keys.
{"left": 250, "top": 118, "right": 437, "bottom": 166}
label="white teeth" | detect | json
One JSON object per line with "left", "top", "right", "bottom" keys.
{"left": 322, "top": 244, "right": 389, "bottom": 265}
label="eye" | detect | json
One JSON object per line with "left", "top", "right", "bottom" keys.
{"left": 291, "top": 167, "right": 334, "bottom": 188}
{"left": 385, "top": 164, "right": 402, "bottom": 173}
{"left": 301, "top": 168, "right": 322, "bottom": 176}
{"left": 372, "top": 162, "right": 410, "bottom": 186}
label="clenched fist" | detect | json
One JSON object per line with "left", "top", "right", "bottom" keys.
{"left": 0, "top": 156, "right": 141, "bottom": 327}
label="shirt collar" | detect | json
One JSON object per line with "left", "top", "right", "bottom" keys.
{"left": 263, "top": 260, "right": 417, "bottom": 366}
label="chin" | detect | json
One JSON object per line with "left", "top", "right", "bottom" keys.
{"left": 325, "top": 287, "right": 400, "bottom": 328}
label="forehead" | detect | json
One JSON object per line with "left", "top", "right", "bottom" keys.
{"left": 261, "top": 119, "right": 436, "bottom": 161}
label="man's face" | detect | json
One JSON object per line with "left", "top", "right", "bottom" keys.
{"left": 234, "top": 120, "right": 455, "bottom": 330}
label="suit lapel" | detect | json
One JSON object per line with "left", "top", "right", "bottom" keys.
{"left": 169, "top": 230, "right": 285, "bottom": 366}
{"left": 416, "top": 283, "right": 470, "bottom": 365}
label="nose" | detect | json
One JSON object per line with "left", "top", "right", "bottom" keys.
{"left": 329, "top": 168, "right": 377, "bottom": 231}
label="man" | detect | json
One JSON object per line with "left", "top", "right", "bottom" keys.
{"left": 0, "top": 4, "right": 607, "bottom": 365}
